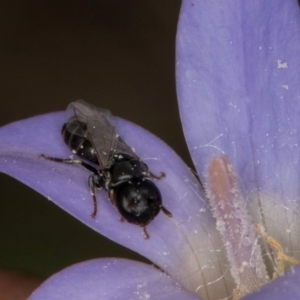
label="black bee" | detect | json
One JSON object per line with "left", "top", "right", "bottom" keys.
{"left": 41, "top": 100, "right": 172, "bottom": 238}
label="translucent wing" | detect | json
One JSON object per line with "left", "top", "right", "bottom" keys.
{"left": 114, "top": 136, "right": 139, "bottom": 160}
{"left": 66, "top": 100, "right": 138, "bottom": 169}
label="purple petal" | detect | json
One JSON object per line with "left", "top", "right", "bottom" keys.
{"left": 176, "top": 0, "right": 300, "bottom": 297}
{"left": 242, "top": 264, "right": 300, "bottom": 300}
{"left": 28, "top": 259, "right": 199, "bottom": 300}
{"left": 0, "top": 112, "right": 232, "bottom": 299}
{"left": 176, "top": 0, "right": 300, "bottom": 193}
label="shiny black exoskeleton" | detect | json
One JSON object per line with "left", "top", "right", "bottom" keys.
{"left": 41, "top": 100, "right": 172, "bottom": 238}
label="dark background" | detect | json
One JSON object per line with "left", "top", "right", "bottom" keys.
{"left": 0, "top": 0, "right": 192, "bottom": 278}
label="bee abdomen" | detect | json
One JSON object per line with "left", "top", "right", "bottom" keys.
{"left": 61, "top": 119, "right": 99, "bottom": 165}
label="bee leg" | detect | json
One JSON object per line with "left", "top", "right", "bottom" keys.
{"left": 40, "top": 154, "right": 84, "bottom": 165}
{"left": 143, "top": 227, "right": 150, "bottom": 239}
{"left": 150, "top": 172, "right": 166, "bottom": 180}
{"left": 109, "top": 189, "right": 116, "bottom": 206}
{"left": 108, "top": 190, "right": 126, "bottom": 223}
{"left": 161, "top": 206, "right": 172, "bottom": 218}
{"left": 40, "top": 154, "right": 103, "bottom": 218}
{"left": 40, "top": 154, "right": 98, "bottom": 174}
{"left": 88, "top": 175, "right": 102, "bottom": 218}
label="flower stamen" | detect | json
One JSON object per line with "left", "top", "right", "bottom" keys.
{"left": 206, "top": 156, "right": 270, "bottom": 299}
{"left": 255, "top": 223, "right": 299, "bottom": 278}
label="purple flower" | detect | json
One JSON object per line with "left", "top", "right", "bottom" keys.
{"left": 1, "top": 0, "right": 300, "bottom": 299}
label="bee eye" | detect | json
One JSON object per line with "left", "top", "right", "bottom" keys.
{"left": 114, "top": 179, "right": 162, "bottom": 226}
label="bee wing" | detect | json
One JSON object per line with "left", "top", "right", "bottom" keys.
{"left": 66, "top": 100, "right": 139, "bottom": 168}
{"left": 66, "top": 100, "right": 118, "bottom": 168}
{"left": 114, "top": 136, "right": 140, "bottom": 160}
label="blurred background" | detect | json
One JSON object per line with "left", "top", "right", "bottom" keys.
{"left": 0, "top": 0, "right": 193, "bottom": 279}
